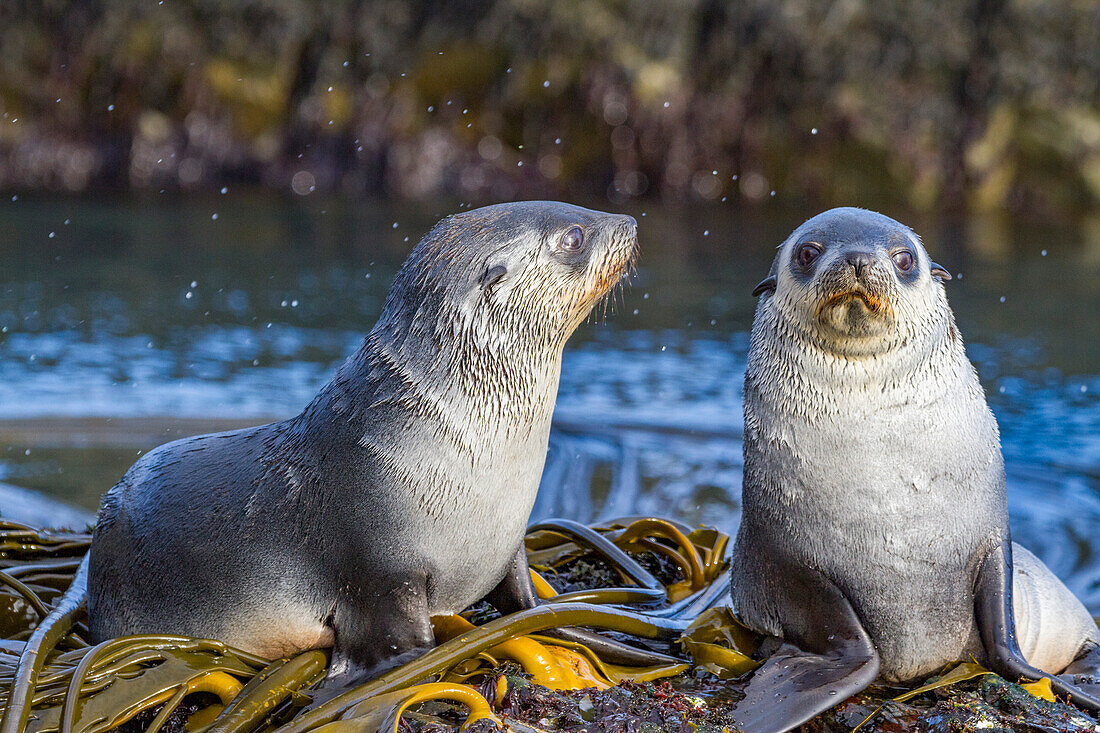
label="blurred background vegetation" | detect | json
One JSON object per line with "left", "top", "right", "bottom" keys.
{"left": 1, "top": 0, "right": 1099, "bottom": 218}
{"left": 2, "top": 0, "right": 1100, "bottom": 619}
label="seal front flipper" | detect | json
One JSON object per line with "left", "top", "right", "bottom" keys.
{"left": 729, "top": 568, "right": 879, "bottom": 733}
{"left": 324, "top": 575, "right": 434, "bottom": 689}
{"left": 976, "top": 540, "right": 1100, "bottom": 712}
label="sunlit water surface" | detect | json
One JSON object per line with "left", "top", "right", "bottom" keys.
{"left": 1, "top": 195, "right": 1098, "bottom": 609}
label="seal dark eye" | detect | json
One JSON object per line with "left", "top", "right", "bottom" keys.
{"left": 892, "top": 250, "right": 914, "bottom": 272}
{"left": 796, "top": 242, "right": 822, "bottom": 268}
{"left": 560, "top": 226, "right": 585, "bottom": 252}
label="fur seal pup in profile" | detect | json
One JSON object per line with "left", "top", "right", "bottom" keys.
{"left": 727, "top": 208, "right": 1100, "bottom": 732}
{"left": 88, "top": 201, "right": 638, "bottom": 685}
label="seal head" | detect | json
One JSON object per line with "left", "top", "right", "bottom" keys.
{"left": 753, "top": 207, "right": 951, "bottom": 356}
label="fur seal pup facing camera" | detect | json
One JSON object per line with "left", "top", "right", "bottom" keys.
{"left": 726, "top": 208, "right": 1100, "bottom": 732}
{"left": 87, "top": 202, "right": 638, "bottom": 685}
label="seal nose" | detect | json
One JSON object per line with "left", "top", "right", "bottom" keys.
{"left": 845, "top": 250, "right": 875, "bottom": 279}
{"left": 616, "top": 214, "right": 638, "bottom": 239}
{"left": 609, "top": 214, "right": 638, "bottom": 254}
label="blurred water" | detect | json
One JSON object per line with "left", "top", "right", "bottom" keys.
{"left": 1, "top": 194, "right": 1098, "bottom": 609}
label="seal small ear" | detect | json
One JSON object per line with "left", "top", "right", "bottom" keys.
{"left": 930, "top": 263, "right": 952, "bottom": 282}
{"left": 478, "top": 264, "right": 507, "bottom": 291}
{"left": 752, "top": 275, "right": 777, "bottom": 297}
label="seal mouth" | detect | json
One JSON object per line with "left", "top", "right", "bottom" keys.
{"left": 589, "top": 228, "right": 639, "bottom": 320}
{"left": 815, "top": 288, "right": 891, "bottom": 319}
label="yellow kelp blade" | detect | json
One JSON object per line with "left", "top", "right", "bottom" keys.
{"left": 310, "top": 683, "right": 499, "bottom": 733}
{"left": 528, "top": 571, "right": 557, "bottom": 600}
{"left": 613, "top": 519, "right": 707, "bottom": 591}
{"left": 1021, "top": 676, "right": 1055, "bottom": 702}
{"left": 528, "top": 646, "right": 610, "bottom": 690}
{"left": 680, "top": 641, "right": 756, "bottom": 679}
{"left": 32, "top": 667, "right": 242, "bottom": 733}
{"left": 524, "top": 517, "right": 730, "bottom": 608}
{"left": 893, "top": 662, "right": 990, "bottom": 703}
{"left": 20, "top": 640, "right": 262, "bottom": 733}
{"left": 677, "top": 607, "right": 759, "bottom": 678}
{"left": 852, "top": 662, "right": 991, "bottom": 732}
{"left": 689, "top": 529, "right": 729, "bottom": 582}
{"left": 439, "top": 657, "right": 497, "bottom": 685}
{"left": 665, "top": 581, "right": 695, "bottom": 603}
{"left": 132, "top": 671, "right": 242, "bottom": 733}
{"left": 205, "top": 650, "right": 328, "bottom": 733}
{"left": 524, "top": 634, "right": 688, "bottom": 684}
{"left": 433, "top": 615, "right": 610, "bottom": 690}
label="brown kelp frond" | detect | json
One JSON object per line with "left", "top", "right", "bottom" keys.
{"left": 1, "top": 520, "right": 1092, "bottom": 733}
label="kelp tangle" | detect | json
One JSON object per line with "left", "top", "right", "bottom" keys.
{"left": 0, "top": 518, "right": 1095, "bottom": 733}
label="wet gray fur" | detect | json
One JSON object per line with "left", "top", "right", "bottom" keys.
{"left": 732, "top": 207, "right": 1099, "bottom": 682}
{"left": 88, "top": 201, "right": 638, "bottom": 684}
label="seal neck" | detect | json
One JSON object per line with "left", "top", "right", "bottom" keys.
{"left": 747, "top": 296, "right": 975, "bottom": 415}
{"left": 301, "top": 305, "right": 563, "bottom": 462}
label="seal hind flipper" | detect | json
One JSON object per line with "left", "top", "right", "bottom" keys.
{"left": 976, "top": 540, "right": 1100, "bottom": 712}
{"left": 729, "top": 564, "right": 879, "bottom": 733}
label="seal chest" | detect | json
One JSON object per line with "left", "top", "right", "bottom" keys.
{"left": 745, "top": 349, "right": 998, "bottom": 679}
{"left": 88, "top": 201, "right": 638, "bottom": 685}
